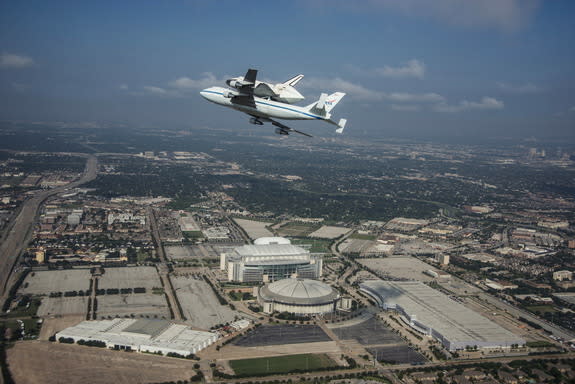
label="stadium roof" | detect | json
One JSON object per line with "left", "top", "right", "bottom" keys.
{"left": 260, "top": 278, "right": 339, "bottom": 305}
{"left": 254, "top": 237, "right": 291, "bottom": 245}
{"left": 235, "top": 244, "right": 307, "bottom": 257}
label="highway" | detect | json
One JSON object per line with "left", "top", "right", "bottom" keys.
{"left": 0, "top": 154, "right": 98, "bottom": 302}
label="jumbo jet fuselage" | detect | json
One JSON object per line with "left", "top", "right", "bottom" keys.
{"left": 200, "top": 86, "right": 328, "bottom": 122}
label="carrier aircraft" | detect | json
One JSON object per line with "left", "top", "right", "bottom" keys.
{"left": 200, "top": 69, "right": 347, "bottom": 137}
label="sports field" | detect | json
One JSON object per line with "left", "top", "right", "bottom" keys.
{"left": 229, "top": 353, "right": 336, "bottom": 376}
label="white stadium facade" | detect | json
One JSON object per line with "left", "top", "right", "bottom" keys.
{"left": 220, "top": 237, "right": 322, "bottom": 283}
{"left": 360, "top": 280, "right": 525, "bottom": 351}
{"left": 258, "top": 278, "right": 340, "bottom": 315}
{"left": 56, "top": 318, "right": 218, "bottom": 356}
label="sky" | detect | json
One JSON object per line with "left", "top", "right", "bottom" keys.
{"left": 0, "top": 0, "right": 574, "bottom": 140}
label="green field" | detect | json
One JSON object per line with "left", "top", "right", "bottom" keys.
{"left": 230, "top": 353, "right": 337, "bottom": 376}
{"left": 349, "top": 233, "right": 377, "bottom": 240}
{"left": 525, "top": 305, "right": 557, "bottom": 313}
{"left": 277, "top": 222, "right": 321, "bottom": 237}
{"left": 290, "top": 238, "right": 332, "bottom": 253}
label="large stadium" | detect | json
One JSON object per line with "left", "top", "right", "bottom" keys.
{"left": 220, "top": 237, "right": 322, "bottom": 283}
{"left": 258, "top": 278, "right": 340, "bottom": 315}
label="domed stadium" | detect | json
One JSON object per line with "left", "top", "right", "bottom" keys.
{"left": 258, "top": 278, "right": 340, "bottom": 315}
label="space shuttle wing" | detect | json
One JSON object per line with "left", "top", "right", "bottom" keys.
{"left": 231, "top": 68, "right": 257, "bottom": 107}
{"left": 269, "top": 118, "right": 312, "bottom": 138}
{"left": 231, "top": 94, "right": 256, "bottom": 108}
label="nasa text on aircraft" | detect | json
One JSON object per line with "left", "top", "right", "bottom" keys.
{"left": 200, "top": 69, "right": 347, "bottom": 137}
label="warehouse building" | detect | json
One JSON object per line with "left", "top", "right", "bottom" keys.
{"left": 220, "top": 237, "right": 322, "bottom": 282}
{"left": 56, "top": 318, "right": 218, "bottom": 356}
{"left": 360, "top": 280, "right": 525, "bottom": 351}
{"left": 258, "top": 278, "right": 340, "bottom": 315}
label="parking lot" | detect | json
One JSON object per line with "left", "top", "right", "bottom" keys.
{"left": 233, "top": 324, "right": 331, "bottom": 347}
{"left": 367, "top": 345, "right": 426, "bottom": 364}
{"left": 330, "top": 317, "right": 426, "bottom": 364}
{"left": 37, "top": 296, "right": 88, "bottom": 317}
{"left": 331, "top": 317, "right": 403, "bottom": 345}
{"left": 171, "top": 273, "right": 239, "bottom": 329}
{"left": 95, "top": 293, "right": 170, "bottom": 319}
{"left": 98, "top": 266, "right": 161, "bottom": 290}
{"left": 20, "top": 269, "right": 91, "bottom": 294}
{"left": 358, "top": 256, "right": 436, "bottom": 281}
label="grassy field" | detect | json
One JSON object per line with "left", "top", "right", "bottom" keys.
{"left": 290, "top": 238, "right": 332, "bottom": 253}
{"left": 525, "top": 305, "right": 557, "bottom": 313}
{"left": 277, "top": 222, "right": 321, "bottom": 237}
{"left": 230, "top": 353, "right": 337, "bottom": 376}
{"left": 349, "top": 233, "right": 377, "bottom": 240}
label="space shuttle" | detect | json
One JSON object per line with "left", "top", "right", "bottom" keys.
{"left": 226, "top": 73, "right": 305, "bottom": 104}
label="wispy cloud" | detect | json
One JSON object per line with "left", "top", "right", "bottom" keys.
{"left": 0, "top": 53, "right": 34, "bottom": 69}
{"left": 391, "top": 104, "right": 421, "bottom": 111}
{"left": 569, "top": 106, "right": 575, "bottom": 113}
{"left": 497, "top": 82, "right": 541, "bottom": 93}
{"left": 376, "top": 59, "right": 425, "bottom": 79}
{"left": 383, "top": 92, "right": 443, "bottom": 103}
{"left": 170, "top": 72, "right": 225, "bottom": 90}
{"left": 433, "top": 97, "right": 504, "bottom": 113}
{"left": 143, "top": 86, "right": 169, "bottom": 95}
{"left": 302, "top": 77, "right": 383, "bottom": 100}
{"left": 312, "top": 0, "right": 540, "bottom": 32}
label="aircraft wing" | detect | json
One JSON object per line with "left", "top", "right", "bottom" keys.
{"left": 270, "top": 118, "right": 313, "bottom": 138}
{"left": 231, "top": 69, "right": 257, "bottom": 108}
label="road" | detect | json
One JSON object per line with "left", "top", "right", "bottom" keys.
{"left": 0, "top": 154, "right": 98, "bottom": 302}
{"left": 147, "top": 207, "right": 183, "bottom": 321}
{"left": 476, "top": 292, "right": 575, "bottom": 341}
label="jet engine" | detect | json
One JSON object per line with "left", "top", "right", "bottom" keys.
{"left": 249, "top": 117, "right": 263, "bottom": 125}
{"left": 275, "top": 128, "right": 289, "bottom": 135}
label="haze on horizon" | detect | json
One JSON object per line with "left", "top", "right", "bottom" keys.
{"left": 0, "top": 0, "right": 574, "bottom": 141}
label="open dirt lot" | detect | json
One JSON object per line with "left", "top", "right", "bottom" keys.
{"left": 20, "top": 269, "right": 91, "bottom": 294}
{"left": 96, "top": 294, "right": 170, "bottom": 319}
{"left": 38, "top": 315, "right": 85, "bottom": 340}
{"left": 7, "top": 341, "right": 197, "bottom": 384}
{"left": 98, "top": 266, "right": 161, "bottom": 290}
{"left": 308, "top": 225, "right": 349, "bottom": 239}
{"left": 171, "top": 274, "right": 239, "bottom": 329}
{"left": 37, "top": 296, "right": 88, "bottom": 317}
{"left": 233, "top": 218, "right": 273, "bottom": 240}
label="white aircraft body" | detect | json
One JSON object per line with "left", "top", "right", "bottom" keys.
{"left": 200, "top": 69, "right": 346, "bottom": 137}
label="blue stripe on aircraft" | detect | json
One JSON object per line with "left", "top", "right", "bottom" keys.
{"left": 201, "top": 90, "right": 323, "bottom": 120}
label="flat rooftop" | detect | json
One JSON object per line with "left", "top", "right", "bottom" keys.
{"left": 361, "top": 280, "right": 524, "bottom": 349}
{"left": 57, "top": 319, "right": 218, "bottom": 354}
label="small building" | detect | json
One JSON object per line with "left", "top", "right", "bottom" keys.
{"left": 435, "top": 253, "right": 450, "bottom": 265}
{"left": 553, "top": 270, "right": 573, "bottom": 281}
